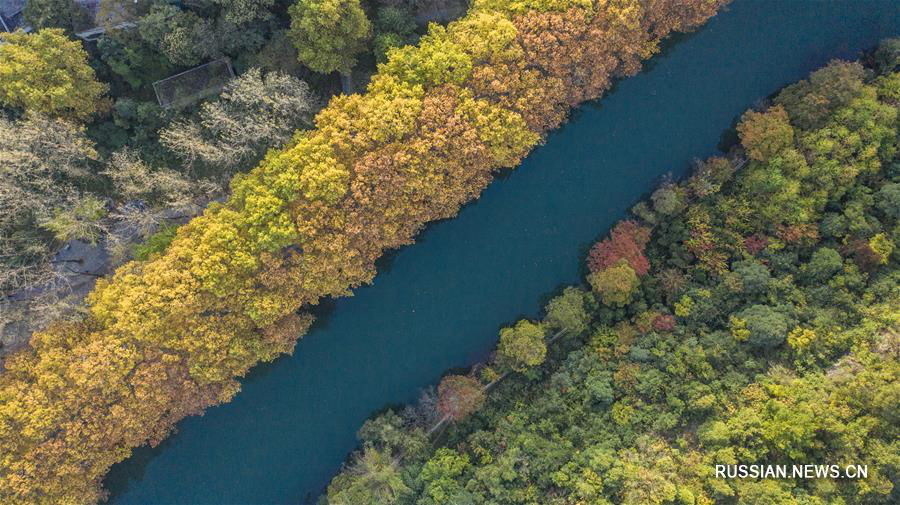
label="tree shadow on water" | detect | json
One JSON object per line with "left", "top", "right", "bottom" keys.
{"left": 103, "top": 430, "right": 180, "bottom": 501}
{"left": 584, "top": 26, "right": 706, "bottom": 115}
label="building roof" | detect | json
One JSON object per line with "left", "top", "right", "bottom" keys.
{"left": 0, "top": 0, "right": 27, "bottom": 32}
{"left": 0, "top": 0, "right": 26, "bottom": 18}
{"left": 153, "top": 58, "right": 236, "bottom": 109}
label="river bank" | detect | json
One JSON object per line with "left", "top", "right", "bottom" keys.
{"left": 103, "top": 2, "right": 899, "bottom": 503}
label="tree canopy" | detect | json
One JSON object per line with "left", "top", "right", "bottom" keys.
{"left": 23, "top": 0, "right": 88, "bottom": 33}
{"left": 288, "top": 0, "right": 372, "bottom": 75}
{"left": 0, "top": 29, "right": 108, "bottom": 120}
{"left": 497, "top": 319, "right": 547, "bottom": 371}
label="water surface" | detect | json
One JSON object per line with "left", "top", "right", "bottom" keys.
{"left": 106, "top": 1, "right": 899, "bottom": 503}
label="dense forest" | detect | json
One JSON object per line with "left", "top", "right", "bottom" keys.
{"left": 0, "top": 0, "right": 729, "bottom": 503}
{"left": 323, "top": 45, "right": 900, "bottom": 505}
{"left": 0, "top": 0, "right": 499, "bottom": 355}
{"left": 1, "top": 0, "right": 330, "bottom": 353}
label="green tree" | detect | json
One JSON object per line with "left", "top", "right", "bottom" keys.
{"left": 869, "top": 233, "right": 894, "bottom": 264}
{"left": 288, "top": 0, "right": 372, "bottom": 75}
{"left": 137, "top": 4, "right": 215, "bottom": 67}
{"left": 544, "top": 287, "right": 591, "bottom": 335}
{"left": 0, "top": 29, "right": 108, "bottom": 120}
{"left": 212, "top": 0, "right": 275, "bottom": 25}
{"left": 23, "top": 0, "right": 88, "bottom": 32}
{"left": 731, "top": 259, "right": 771, "bottom": 295}
{"left": 326, "top": 446, "right": 411, "bottom": 505}
{"left": 876, "top": 182, "right": 900, "bottom": 219}
{"left": 133, "top": 225, "right": 178, "bottom": 261}
{"left": 650, "top": 184, "right": 686, "bottom": 216}
{"left": 774, "top": 60, "right": 866, "bottom": 130}
{"left": 873, "top": 37, "right": 900, "bottom": 74}
{"left": 736, "top": 305, "right": 791, "bottom": 349}
{"left": 357, "top": 410, "right": 428, "bottom": 461}
{"left": 498, "top": 319, "right": 547, "bottom": 372}
{"left": 375, "top": 6, "right": 416, "bottom": 37}
{"left": 374, "top": 32, "right": 404, "bottom": 64}
{"left": 372, "top": 6, "right": 416, "bottom": 63}
{"left": 97, "top": 0, "right": 150, "bottom": 27}
{"left": 803, "top": 247, "right": 843, "bottom": 282}
{"left": 97, "top": 32, "right": 173, "bottom": 90}
{"left": 417, "top": 448, "right": 471, "bottom": 505}
{"left": 589, "top": 259, "right": 640, "bottom": 307}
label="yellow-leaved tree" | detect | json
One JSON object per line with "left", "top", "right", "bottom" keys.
{"left": 0, "top": 29, "right": 107, "bottom": 120}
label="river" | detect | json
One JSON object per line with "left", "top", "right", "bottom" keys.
{"left": 105, "top": 1, "right": 899, "bottom": 503}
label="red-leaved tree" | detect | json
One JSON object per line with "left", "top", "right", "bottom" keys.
{"left": 437, "top": 375, "right": 485, "bottom": 421}
{"left": 744, "top": 234, "right": 768, "bottom": 255}
{"left": 652, "top": 314, "right": 676, "bottom": 332}
{"left": 849, "top": 239, "right": 882, "bottom": 273}
{"left": 587, "top": 220, "right": 652, "bottom": 276}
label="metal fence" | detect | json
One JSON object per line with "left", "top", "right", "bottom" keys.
{"left": 152, "top": 58, "right": 235, "bottom": 109}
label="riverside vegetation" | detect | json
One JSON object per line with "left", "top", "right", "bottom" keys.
{"left": 1, "top": 0, "right": 471, "bottom": 354}
{"left": 0, "top": 0, "right": 728, "bottom": 503}
{"left": 323, "top": 44, "right": 900, "bottom": 505}
{"left": 0, "top": 0, "right": 468, "bottom": 354}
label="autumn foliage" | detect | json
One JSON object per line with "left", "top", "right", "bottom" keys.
{"left": 652, "top": 313, "right": 676, "bottom": 332}
{"left": 437, "top": 375, "right": 486, "bottom": 422}
{"left": 587, "top": 219, "right": 652, "bottom": 275}
{"left": 0, "top": 1, "right": 728, "bottom": 503}
{"left": 744, "top": 233, "right": 768, "bottom": 255}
